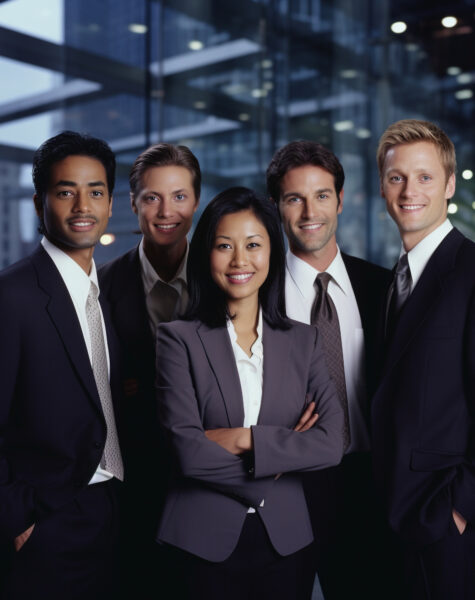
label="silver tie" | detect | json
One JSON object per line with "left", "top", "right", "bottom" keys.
{"left": 386, "top": 253, "right": 412, "bottom": 340}
{"left": 86, "top": 282, "right": 124, "bottom": 481}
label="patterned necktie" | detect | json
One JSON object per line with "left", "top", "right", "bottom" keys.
{"left": 386, "top": 253, "right": 412, "bottom": 340}
{"left": 86, "top": 282, "right": 124, "bottom": 481}
{"left": 311, "top": 272, "right": 350, "bottom": 449}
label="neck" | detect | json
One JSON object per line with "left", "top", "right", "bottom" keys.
{"left": 227, "top": 295, "right": 259, "bottom": 334}
{"left": 47, "top": 237, "right": 93, "bottom": 274}
{"left": 143, "top": 237, "right": 187, "bottom": 282}
{"left": 292, "top": 239, "right": 338, "bottom": 272}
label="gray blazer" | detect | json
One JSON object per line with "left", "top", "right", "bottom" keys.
{"left": 156, "top": 317, "right": 344, "bottom": 561}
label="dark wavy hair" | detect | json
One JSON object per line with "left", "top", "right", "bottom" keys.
{"left": 186, "top": 187, "right": 289, "bottom": 329}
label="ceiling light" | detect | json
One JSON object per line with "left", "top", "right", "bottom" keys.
{"left": 356, "top": 128, "right": 371, "bottom": 139}
{"left": 457, "top": 73, "right": 472, "bottom": 84}
{"left": 261, "top": 59, "right": 273, "bottom": 69}
{"left": 251, "top": 89, "right": 267, "bottom": 98}
{"left": 391, "top": 21, "right": 407, "bottom": 34}
{"left": 462, "top": 169, "right": 473, "bottom": 180}
{"left": 100, "top": 234, "right": 116, "bottom": 246}
{"left": 447, "top": 203, "right": 458, "bottom": 214}
{"left": 455, "top": 89, "right": 473, "bottom": 100}
{"left": 441, "top": 16, "right": 457, "bottom": 28}
{"left": 188, "top": 40, "right": 204, "bottom": 51}
{"left": 238, "top": 113, "right": 250, "bottom": 121}
{"left": 340, "top": 69, "right": 358, "bottom": 79}
{"left": 128, "top": 23, "right": 148, "bottom": 34}
{"left": 193, "top": 101, "right": 206, "bottom": 110}
{"left": 333, "top": 120, "right": 354, "bottom": 132}
{"left": 447, "top": 66, "right": 462, "bottom": 76}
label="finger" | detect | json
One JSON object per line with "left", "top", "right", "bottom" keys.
{"left": 295, "top": 402, "right": 316, "bottom": 431}
{"left": 299, "top": 413, "right": 319, "bottom": 432}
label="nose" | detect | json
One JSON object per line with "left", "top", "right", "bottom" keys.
{"left": 72, "top": 190, "right": 91, "bottom": 213}
{"left": 402, "top": 177, "right": 418, "bottom": 198}
{"left": 157, "top": 197, "right": 172, "bottom": 218}
{"left": 230, "top": 246, "right": 247, "bottom": 267}
{"left": 302, "top": 199, "right": 317, "bottom": 220}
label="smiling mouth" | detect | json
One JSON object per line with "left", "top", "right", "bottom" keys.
{"left": 155, "top": 224, "right": 179, "bottom": 231}
{"left": 299, "top": 223, "right": 323, "bottom": 230}
{"left": 226, "top": 272, "right": 254, "bottom": 284}
{"left": 68, "top": 219, "right": 97, "bottom": 231}
{"left": 399, "top": 204, "right": 424, "bottom": 211}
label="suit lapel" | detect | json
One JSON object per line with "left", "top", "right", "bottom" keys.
{"left": 197, "top": 323, "right": 245, "bottom": 427}
{"left": 258, "top": 320, "right": 289, "bottom": 424}
{"left": 382, "top": 228, "right": 463, "bottom": 376}
{"left": 31, "top": 246, "right": 103, "bottom": 414}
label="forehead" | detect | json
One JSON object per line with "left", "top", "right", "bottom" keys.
{"left": 139, "top": 165, "right": 193, "bottom": 190}
{"left": 215, "top": 209, "right": 268, "bottom": 236}
{"left": 281, "top": 164, "right": 335, "bottom": 189}
{"left": 48, "top": 155, "right": 107, "bottom": 183}
{"left": 384, "top": 141, "right": 444, "bottom": 172}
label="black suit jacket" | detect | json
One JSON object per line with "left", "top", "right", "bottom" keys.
{"left": 371, "top": 228, "right": 475, "bottom": 546}
{"left": 0, "top": 245, "right": 120, "bottom": 541}
{"left": 99, "top": 247, "right": 168, "bottom": 524}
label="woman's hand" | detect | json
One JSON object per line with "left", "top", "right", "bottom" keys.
{"left": 294, "top": 400, "right": 319, "bottom": 432}
{"left": 205, "top": 427, "right": 252, "bottom": 455}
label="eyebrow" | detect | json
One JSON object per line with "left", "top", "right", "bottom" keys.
{"left": 215, "top": 234, "right": 264, "bottom": 240}
{"left": 282, "top": 188, "right": 333, "bottom": 199}
{"left": 54, "top": 180, "right": 106, "bottom": 187}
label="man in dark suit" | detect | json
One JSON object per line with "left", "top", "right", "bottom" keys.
{"left": 266, "top": 140, "right": 391, "bottom": 600}
{"left": 99, "top": 143, "right": 201, "bottom": 598}
{"left": 373, "top": 119, "right": 475, "bottom": 599}
{"left": 0, "top": 131, "right": 122, "bottom": 599}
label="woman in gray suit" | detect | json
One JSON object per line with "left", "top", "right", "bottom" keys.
{"left": 155, "top": 187, "right": 344, "bottom": 599}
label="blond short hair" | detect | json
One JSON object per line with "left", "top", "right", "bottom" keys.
{"left": 377, "top": 119, "right": 456, "bottom": 181}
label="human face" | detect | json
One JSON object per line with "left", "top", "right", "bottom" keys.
{"left": 35, "top": 155, "right": 112, "bottom": 265}
{"left": 278, "top": 165, "right": 343, "bottom": 268}
{"left": 210, "top": 209, "right": 271, "bottom": 311}
{"left": 131, "top": 165, "right": 198, "bottom": 253}
{"left": 381, "top": 141, "right": 455, "bottom": 251}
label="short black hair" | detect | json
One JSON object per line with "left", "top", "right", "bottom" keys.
{"left": 129, "top": 143, "right": 201, "bottom": 200}
{"left": 186, "top": 187, "right": 289, "bottom": 329}
{"left": 33, "top": 130, "right": 116, "bottom": 204}
{"left": 266, "top": 140, "right": 345, "bottom": 204}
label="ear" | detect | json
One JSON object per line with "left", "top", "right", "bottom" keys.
{"left": 33, "top": 193, "right": 43, "bottom": 218}
{"left": 108, "top": 195, "right": 113, "bottom": 218}
{"left": 445, "top": 173, "right": 456, "bottom": 200}
{"left": 130, "top": 192, "right": 138, "bottom": 215}
{"left": 337, "top": 188, "right": 344, "bottom": 214}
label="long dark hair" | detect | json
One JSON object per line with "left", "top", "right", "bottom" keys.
{"left": 186, "top": 187, "right": 289, "bottom": 329}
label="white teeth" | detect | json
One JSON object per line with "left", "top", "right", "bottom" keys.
{"left": 400, "top": 205, "right": 423, "bottom": 211}
{"left": 300, "top": 224, "right": 322, "bottom": 229}
{"left": 156, "top": 224, "right": 178, "bottom": 229}
{"left": 228, "top": 273, "right": 252, "bottom": 280}
{"left": 71, "top": 222, "right": 93, "bottom": 227}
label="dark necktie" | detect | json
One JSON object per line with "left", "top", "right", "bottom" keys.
{"left": 86, "top": 282, "right": 124, "bottom": 481}
{"left": 386, "top": 253, "right": 412, "bottom": 340}
{"left": 310, "top": 272, "right": 350, "bottom": 449}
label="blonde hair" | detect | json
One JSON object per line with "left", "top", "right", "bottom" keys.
{"left": 377, "top": 119, "right": 456, "bottom": 181}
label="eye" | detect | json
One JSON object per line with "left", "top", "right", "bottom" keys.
{"left": 175, "top": 194, "right": 186, "bottom": 201}
{"left": 216, "top": 242, "right": 232, "bottom": 250}
{"left": 420, "top": 175, "right": 432, "bottom": 182}
{"left": 57, "top": 190, "right": 73, "bottom": 197}
{"left": 144, "top": 195, "right": 158, "bottom": 204}
{"left": 389, "top": 175, "right": 403, "bottom": 183}
{"left": 91, "top": 190, "right": 104, "bottom": 197}
{"left": 317, "top": 193, "right": 329, "bottom": 200}
{"left": 285, "top": 196, "right": 302, "bottom": 204}
{"left": 247, "top": 242, "right": 261, "bottom": 249}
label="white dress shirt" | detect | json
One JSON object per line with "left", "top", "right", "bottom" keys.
{"left": 285, "top": 248, "right": 369, "bottom": 453}
{"left": 41, "top": 237, "right": 113, "bottom": 484}
{"left": 138, "top": 238, "right": 188, "bottom": 334}
{"left": 404, "top": 219, "right": 453, "bottom": 293}
{"left": 227, "top": 310, "right": 264, "bottom": 511}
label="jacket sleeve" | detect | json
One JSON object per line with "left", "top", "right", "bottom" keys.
{"left": 451, "top": 289, "right": 475, "bottom": 523}
{"left": 0, "top": 291, "right": 37, "bottom": 539}
{"left": 156, "top": 324, "right": 274, "bottom": 508}
{"left": 252, "top": 326, "right": 344, "bottom": 478}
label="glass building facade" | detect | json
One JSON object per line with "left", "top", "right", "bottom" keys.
{"left": 0, "top": 0, "right": 474, "bottom": 269}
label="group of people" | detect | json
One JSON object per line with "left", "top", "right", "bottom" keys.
{"left": 0, "top": 118, "right": 473, "bottom": 600}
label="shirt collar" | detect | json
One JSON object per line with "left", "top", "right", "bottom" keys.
{"left": 138, "top": 237, "right": 188, "bottom": 296}
{"left": 286, "top": 246, "right": 352, "bottom": 298}
{"left": 402, "top": 219, "right": 453, "bottom": 289}
{"left": 41, "top": 237, "right": 98, "bottom": 306}
{"left": 227, "top": 308, "right": 263, "bottom": 361}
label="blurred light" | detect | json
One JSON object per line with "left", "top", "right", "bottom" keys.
{"left": 447, "top": 203, "right": 458, "bottom": 214}
{"left": 472, "top": 201, "right": 475, "bottom": 210}
{"left": 263, "top": 81, "right": 274, "bottom": 90}
{"left": 193, "top": 101, "right": 206, "bottom": 110}
{"left": 405, "top": 43, "right": 418, "bottom": 52}
{"left": 340, "top": 69, "right": 358, "bottom": 79}
{"left": 455, "top": 89, "right": 473, "bottom": 100}
{"left": 391, "top": 21, "right": 407, "bottom": 34}
{"left": 251, "top": 88, "right": 267, "bottom": 98}
{"left": 356, "top": 128, "right": 371, "bottom": 139}
{"left": 457, "top": 73, "right": 472, "bottom": 84}
{"left": 333, "top": 120, "right": 354, "bottom": 132}
{"left": 462, "top": 169, "right": 473, "bottom": 180}
{"left": 100, "top": 234, "right": 116, "bottom": 246}
{"left": 128, "top": 23, "right": 148, "bottom": 34}
{"left": 188, "top": 40, "right": 204, "bottom": 51}
{"left": 447, "top": 66, "right": 462, "bottom": 76}
{"left": 238, "top": 113, "right": 250, "bottom": 121}
{"left": 441, "top": 16, "right": 457, "bottom": 28}
{"left": 88, "top": 23, "right": 101, "bottom": 33}
{"left": 261, "top": 59, "right": 273, "bottom": 69}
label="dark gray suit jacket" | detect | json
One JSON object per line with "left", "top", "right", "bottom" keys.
{"left": 155, "top": 317, "right": 344, "bottom": 561}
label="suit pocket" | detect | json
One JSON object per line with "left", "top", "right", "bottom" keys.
{"left": 410, "top": 448, "right": 464, "bottom": 471}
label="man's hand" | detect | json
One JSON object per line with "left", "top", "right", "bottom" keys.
{"left": 452, "top": 508, "right": 467, "bottom": 535}
{"left": 205, "top": 427, "right": 252, "bottom": 455}
{"left": 14, "top": 524, "right": 35, "bottom": 552}
{"left": 294, "top": 401, "right": 319, "bottom": 432}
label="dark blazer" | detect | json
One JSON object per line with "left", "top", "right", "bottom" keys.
{"left": 0, "top": 245, "right": 120, "bottom": 541}
{"left": 155, "top": 317, "right": 344, "bottom": 562}
{"left": 371, "top": 228, "right": 475, "bottom": 546}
